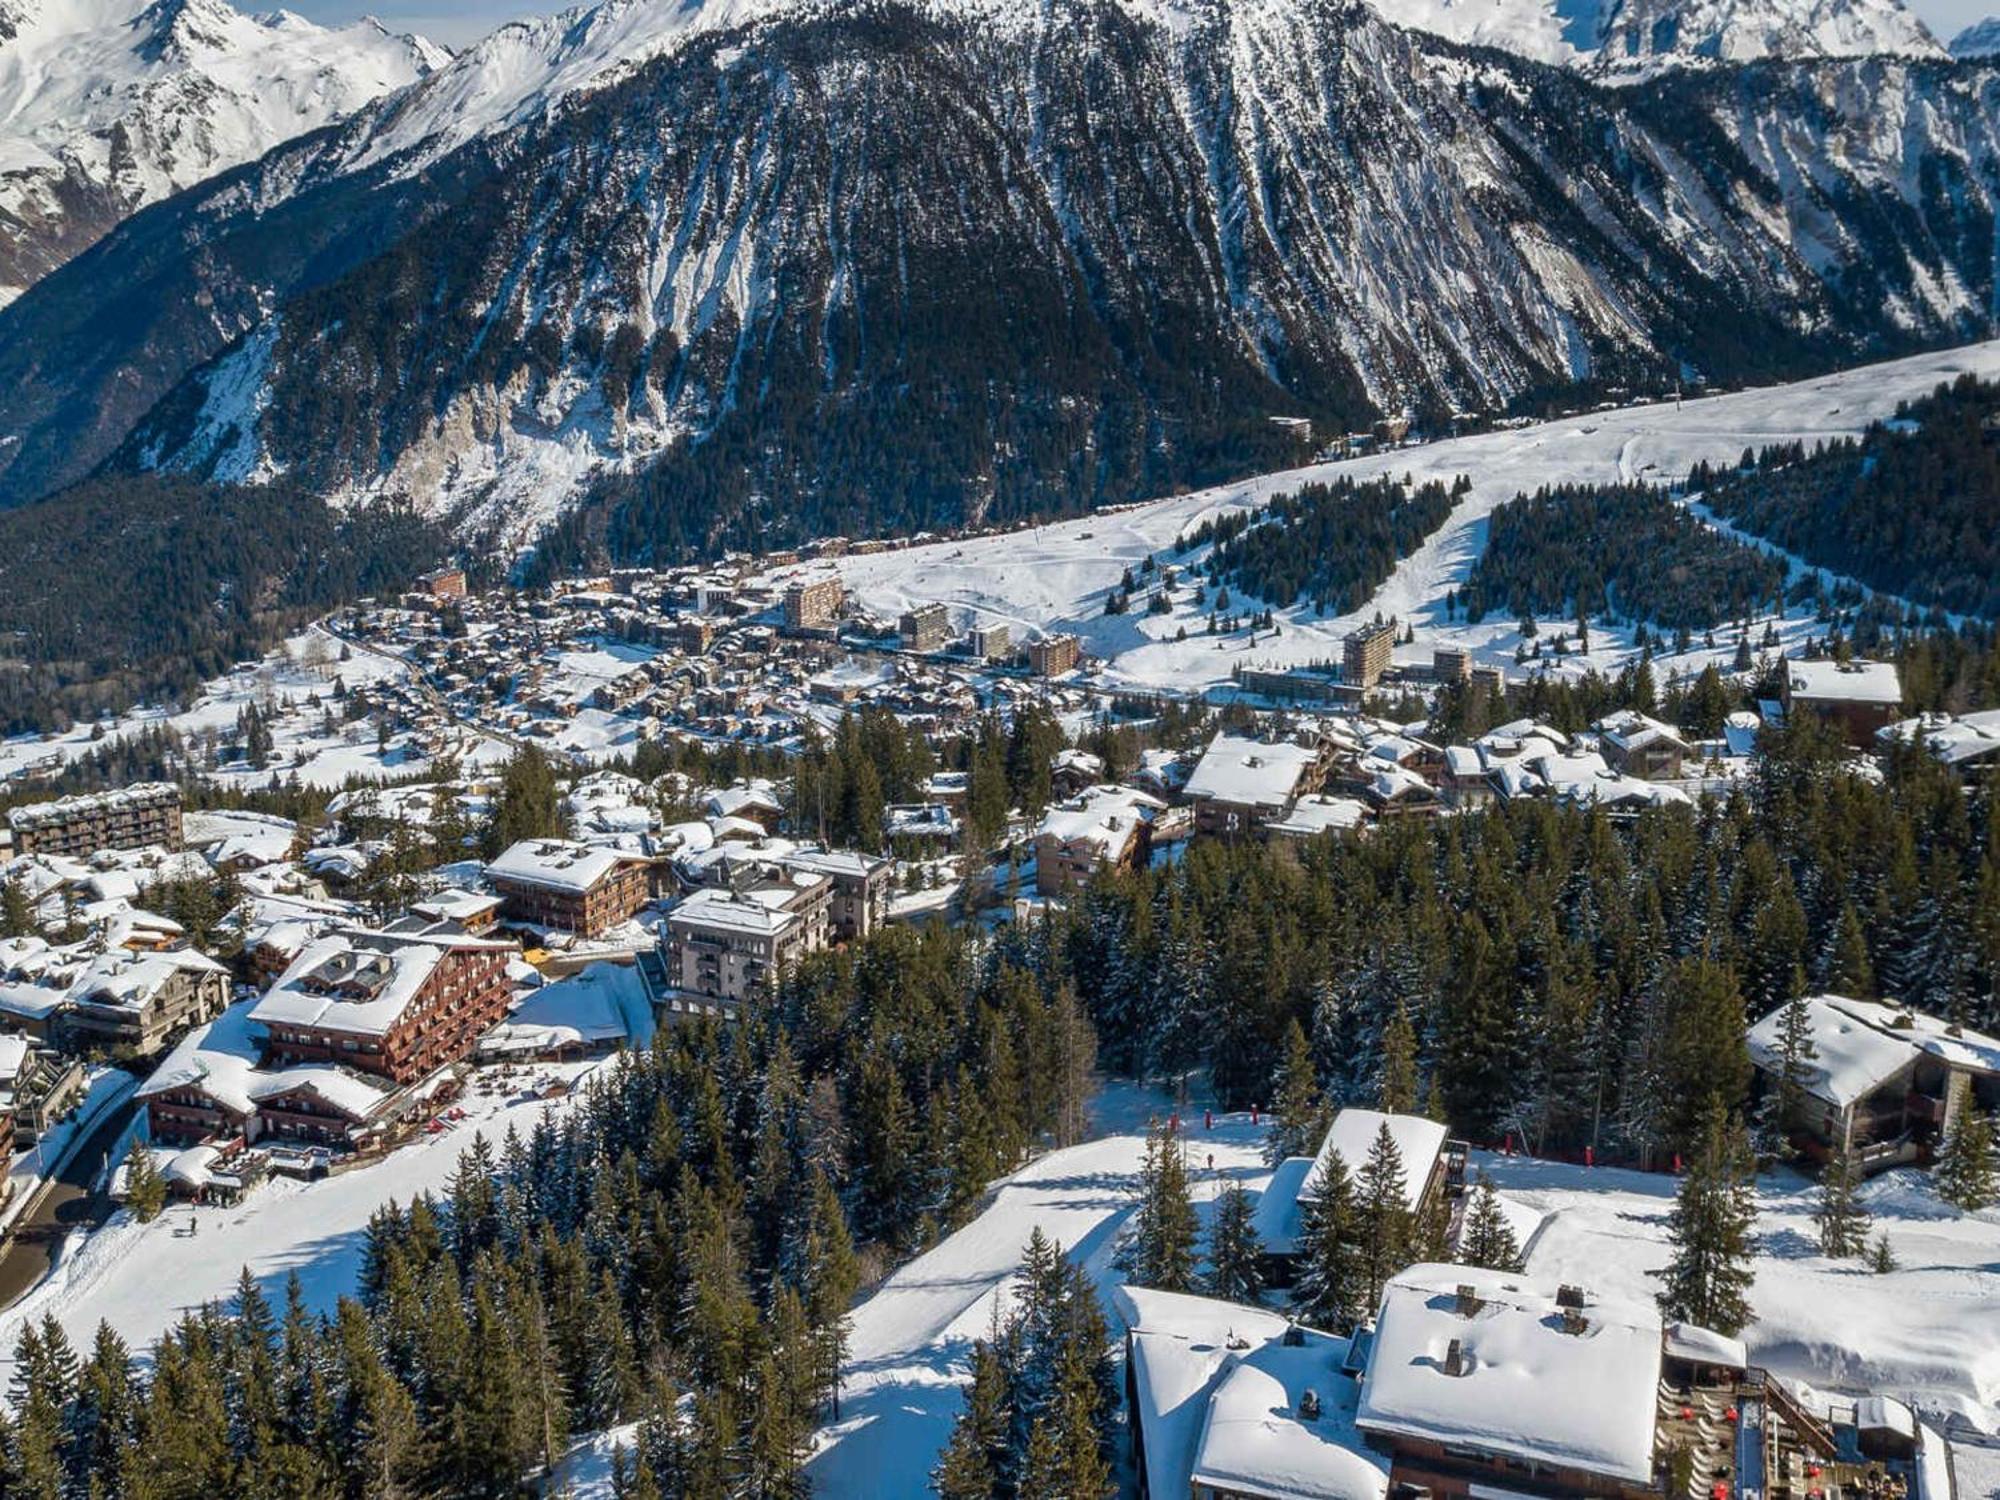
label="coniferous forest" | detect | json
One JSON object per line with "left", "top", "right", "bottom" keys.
{"left": 1177, "top": 475, "right": 1463, "bottom": 614}
{"left": 1696, "top": 373, "right": 2000, "bottom": 619}
{"left": 1461, "top": 481, "right": 1791, "bottom": 632}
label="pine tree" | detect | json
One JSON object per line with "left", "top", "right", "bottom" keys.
{"left": 933, "top": 1339, "right": 1007, "bottom": 1500}
{"left": 1935, "top": 1109, "right": 1997, "bottom": 1211}
{"left": 123, "top": 1139, "right": 166, "bottom": 1224}
{"left": 1293, "top": 1154, "right": 1363, "bottom": 1330}
{"left": 1457, "top": 1174, "right": 1523, "bottom": 1272}
{"left": 1754, "top": 987, "right": 1817, "bottom": 1160}
{"left": 1814, "top": 1143, "right": 1872, "bottom": 1258}
{"left": 1869, "top": 1232, "right": 1898, "bottom": 1273}
{"left": 1356, "top": 1123, "right": 1412, "bottom": 1308}
{"left": 1132, "top": 1118, "right": 1198, "bottom": 1293}
{"left": 1378, "top": 1001, "right": 1419, "bottom": 1114}
{"left": 1654, "top": 1098, "right": 1758, "bottom": 1335}
{"left": 1205, "top": 1183, "right": 1266, "bottom": 1304}
{"left": 1266, "top": 1019, "right": 1327, "bottom": 1166}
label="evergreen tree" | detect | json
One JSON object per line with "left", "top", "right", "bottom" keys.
{"left": 1935, "top": 1108, "right": 1997, "bottom": 1212}
{"left": 1355, "top": 1123, "right": 1412, "bottom": 1308}
{"left": 1293, "top": 1154, "right": 1363, "bottom": 1330}
{"left": 1132, "top": 1118, "right": 1198, "bottom": 1293}
{"left": 1378, "top": 1001, "right": 1419, "bottom": 1114}
{"left": 1266, "top": 1019, "right": 1327, "bottom": 1166}
{"left": 1205, "top": 1183, "right": 1265, "bottom": 1304}
{"left": 1457, "top": 1174, "right": 1523, "bottom": 1272}
{"left": 1655, "top": 1098, "right": 1758, "bottom": 1335}
{"left": 1814, "top": 1144, "right": 1872, "bottom": 1258}
{"left": 123, "top": 1139, "right": 166, "bottom": 1224}
{"left": 1754, "top": 987, "right": 1817, "bottom": 1160}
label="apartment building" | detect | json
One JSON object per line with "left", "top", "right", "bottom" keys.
{"left": 10, "top": 782, "right": 184, "bottom": 856}
{"left": 664, "top": 873, "right": 834, "bottom": 1004}
{"left": 487, "top": 840, "right": 654, "bottom": 937}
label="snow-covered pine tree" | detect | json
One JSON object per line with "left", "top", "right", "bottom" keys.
{"left": 1654, "top": 1097, "right": 1758, "bottom": 1335}
{"left": 1356, "top": 1124, "right": 1412, "bottom": 1308}
{"left": 1457, "top": 1174, "right": 1524, "bottom": 1272}
{"left": 1206, "top": 1183, "right": 1266, "bottom": 1304}
{"left": 1934, "top": 1108, "right": 1996, "bottom": 1212}
{"left": 1753, "top": 987, "right": 1817, "bottom": 1161}
{"left": 1133, "top": 1117, "right": 1199, "bottom": 1292}
{"left": 1267, "top": 1018, "right": 1328, "bottom": 1165}
{"left": 1293, "top": 1152, "right": 1363, "bottom": 1331}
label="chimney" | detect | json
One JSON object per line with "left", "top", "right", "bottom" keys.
{"left": 1454, "top": 1283, "right": 1482, "bottom": 1317}
{"left": 1556, "top": 1284, "right": 1586, "bottom": 1310}
{"left": 1299, "top": 1387, "right": 1323, "bottom": 1422}
{"left": 1444, "top": 1338, "right": 1466, "bottom": 1376}
{"left": 1561, "top": 1307, "right": 1590, "bottom": 1336}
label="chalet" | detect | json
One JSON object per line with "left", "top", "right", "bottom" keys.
{"left": 1879, "top": 708, "right": 2000, "bottom": 782}
{"left": 1357, "top": 1264, "right": 1664, "bottom": 1499}
{"left": 1260, "top": 1110, "right": 1461, "bottom": 1288}
{"left": 62, "top": 948, "right": 230, "bottom": 1056}
{"left": 1783, "top": 657, "right": 1903, "bottom": 746}
{"left": 1593, "top": 710, "right": 1691, "bottom": 780}
{"left": 1747, "top": 994, "right": 2000, "bottom": 1171}
{"left": 487, "top": 839, "right": 653, "bottom": 937}
{"left": 1050, "top": 747, "right": 1105, "bottom": 798}
{"left": 1033, "top": 785, "right": 1165, "bottom": 895}
{"left": 138, "top": 1000, "right": 397, "bottom": 1151}
{"left": 1184, "top": 732, "right": 1330, "bottom": 840}
{"left": 1117, "top": 1285, "right": 1387, "bottom": 1500}
{"left": 251, "top": 929, "right": 515, "bottom": 1085}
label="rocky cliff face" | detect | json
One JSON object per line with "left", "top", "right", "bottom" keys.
{"left": 1, "top": 0, "right": 1997, "bottom": 561}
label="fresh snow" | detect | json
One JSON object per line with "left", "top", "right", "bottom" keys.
{"left": 0, "top": 0, "right": 444, "bottom": 303}
{"left": 810, "top": 339, "right": 2000, "bottom": 700}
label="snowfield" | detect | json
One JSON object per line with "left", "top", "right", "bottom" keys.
{"left": 1483, "top": 1152, "right": 2000, "bottom": 1440}
{"left": 802, "top": 339, "right": 2000, "bottom": 700}
{"left": 0, "top": 1059, "right": 599, "bottom": 1385}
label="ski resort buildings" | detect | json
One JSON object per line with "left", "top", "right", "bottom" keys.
{"left": 1783, "top": 658, "right": 1904, "bottom": 746}
{"left": 487, "top": 839, "right": 653, "bottom": 937}
{"left": 8, "top": 782, "right": 183, "bottom": 856}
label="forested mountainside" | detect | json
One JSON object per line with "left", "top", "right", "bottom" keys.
{"left": 0, "top": 474, "right": 449, "bottom": 732}
{"left": 0, "top": 0, "right": 444, "bottom": 305}
{"left": 1461, "top": 481, "right": 1793, "bottom": 634}
{"left": 1694, "top": 374, "right": 2000, "bottom": 618}
{"left": 2, "top": 1, "right": 2000, "bottom": 565}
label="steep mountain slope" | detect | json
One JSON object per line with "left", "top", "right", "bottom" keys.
{"left": 1360, "top": 0, "right": 1941, "bottom": 76}
{"left": 2, "top": 0, "right": 1999, "bottom": 564}
{"left": 0, "top": 0, "right": 446, "bottom": 304}
{"left": 1952, "top": 16, "right": 2000, "bottom": 55}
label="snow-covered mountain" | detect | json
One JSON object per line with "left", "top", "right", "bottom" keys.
{"left": 0, "top": 0, "right": 447, "bottom": 304}
{"left": 1356, "top": 0, "right": 1941, "bottom": 75}
{"left": 1951, "top": 15, "right": 2000, "bottom": 54}
{"left": 0, "top": 0, "right": 1996, "bottom": 562}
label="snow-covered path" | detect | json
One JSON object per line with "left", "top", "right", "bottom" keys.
{"left": 807, "top": 339, "right": 2000, "bottom": 695}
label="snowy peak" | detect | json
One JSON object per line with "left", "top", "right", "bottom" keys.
{"left": 1357, "top": 0, "right": 1941, "bottom": 75}
{"left": 1950, "top": 15, "right": 2000, "bottom": 54}
{"left": 0, "top": 0, "right": 445, "bottom": 304}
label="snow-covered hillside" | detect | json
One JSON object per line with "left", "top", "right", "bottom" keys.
{"left": 0, "top": 0, "right": 445, "bottom": 303}
{"left": 1361, "top": 0, "right": 1941, "bottom": 76}
{"left": 806, "top": 339, "right": 2000, "bottom": 695}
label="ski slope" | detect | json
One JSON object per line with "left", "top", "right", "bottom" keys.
{"left": 805, "top": 340, "right": 2000, "bottom": 698}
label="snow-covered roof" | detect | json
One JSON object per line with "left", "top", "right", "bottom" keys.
{"left": 137, "top": 999, "right": 391, "bottom": 1122}
{"left": 68, "top": 948, "right": 225, "bottom": 1012}
{"left": 480, "top": 960, "right": 654, "bottom": 1055}
{"left": 251, "top": 931, "right": 503, "bottom": 1038}
{"left": 1820, "top": 996, "right": 2000, "bottom": 1081}
{"left": 1663, "top": 1321, "right": 1748, "bottom": 1371}
{"left": 1250, "top": 1156, "right": 1318, "bottom": 1255}
{"left": 1035, "top": 784, "right": 1164, "bottom": 855}
{"left": 1267, "top": 796, "right": 1367, "bottom": 839}
{"left": 1192, "top": 1328, "right": 1387, "bottom": 1500}
{"left": 1747, "top": 994, "right": 1954, "bottom": 1108}
{"left": 1787, "top": 657, "right": 1902, "bottom": 706}
{"left": 1356, "top": 1263, "right": 1662, "bottom": 1486}
{"left": 487, "top": 838, "right": 644, "bottom": 895}
{"left": 1594, "top": 710, "right": 1690, "bottom": 754}
{"left": 667, "top": 886, "right": 800, "bottom": 938}
{"left": 1305, "top": 1109, "right": 1447, "bottom": 1212}
{"left": 1878, "top": 709, "right": 2000, "bottom": 767}
{"left": 0, "top": 1034, "right": 31, "bottom": 1084}
{"left": 1184, "top": 733, "right": 1320, "bottom": 810}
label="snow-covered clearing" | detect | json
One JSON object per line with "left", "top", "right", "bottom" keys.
{"left": 809, "top": 340, "right": 2000, "bottom": 698}
{"left": 0, "top": 1059, "right": 599, "bottom": 1383}
{"left": 1483, "top": 1152, "right": 2000, "bottom": 1439}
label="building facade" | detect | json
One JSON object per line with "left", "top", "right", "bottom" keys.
{"left": 1343, "top": 620, "right": 1396, "bottom": 690}
{"left": 10, "top": 782, "right": 184, "bottom": 856}
{"left": 488, "top": 841, "right": 654, "bottom": 937}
